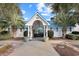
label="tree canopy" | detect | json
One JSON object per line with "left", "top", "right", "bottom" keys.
{"left": 0, "top": 3, "right": 25, "bottom": 31}
{"left": 49, "top": 3, "right": 79, "bottom": 38}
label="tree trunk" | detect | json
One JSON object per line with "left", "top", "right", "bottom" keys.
{"left": 62, "top": 27, "right": 67, "bottom": 39}
{"left": 11, "top": 26, "right": 17, "bottom": 38}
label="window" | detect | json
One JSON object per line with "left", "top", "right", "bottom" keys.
{"left": 69, "top": 27, "right": 72, "bottom": 32}
{"left": 56, "top": 27, "right": 58, "bottom": 32}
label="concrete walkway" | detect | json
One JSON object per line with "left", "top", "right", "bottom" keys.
{"left": 9, "top": 41, "right": 59, "bottom": 56}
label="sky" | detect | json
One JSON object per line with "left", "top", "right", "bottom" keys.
{"left": 19, "top": 3, "right": 54, "bottom": 21}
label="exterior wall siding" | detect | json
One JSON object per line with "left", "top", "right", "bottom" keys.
{"left": 12, "top": 27, "right": 74, "bottom": 38}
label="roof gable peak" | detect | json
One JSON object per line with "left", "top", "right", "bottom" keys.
{"left": 25, "top": 12, "right": 49, "bottom": 25}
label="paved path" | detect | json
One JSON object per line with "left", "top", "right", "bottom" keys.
{"left": 9, "top": 41, "right": 59, "bottom": 56}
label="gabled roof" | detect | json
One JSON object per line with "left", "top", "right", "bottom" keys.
{"left": 25, "top": 12, "right": 49, "bottom": 26}
{"left": 35, "top": 12, "right": 49, "bottom": 25}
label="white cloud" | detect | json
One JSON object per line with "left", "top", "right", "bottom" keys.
{"left": 47, "top": 7, "right": 52, "bottom": 13}
{"left": 24, "top": 17, "right": 28, "bottom": 20}
{"left": 47, "top": 4, "right": 53, "bottom": 12}
{"left": 37, "top": 3, "right": 45, "bottom": 12}
{"left": 37, "top": 3, "right": 52, "bottom": 16}
{"left": 41, "top": 13, "right": 48, "bottom": 16}
{"left": 47, "top": 19, "right": 50, "bottom": 21}
{"left": 21, "top": 10, "right": 26, "bottom": 14}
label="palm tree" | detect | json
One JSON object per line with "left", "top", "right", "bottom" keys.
{"left": 53, "top": 12, "right": 77, "bottom": 38}
{"left": 0, "top": 3, "right": 25, "bottom": 38}
{"left": 50, "top": 3, "right": 78, "bottom": 38}
{"left": 51, "top": 3, "right": 74, "bottom": 13}
{"left": 0, "top": 18, "right": 10, "bottom": 32}
{"left": 11, "top": 15, "right": 25, "bottom": 38}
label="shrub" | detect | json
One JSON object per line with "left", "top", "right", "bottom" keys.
{"left": 0, "top": 31, "right": 11, "bottom": 40}
{"left": 23, "top": 31, "right": 28, "bottom": 37}
{"left": 76, "top": 36, "right": 79, "bottom": 40}
{"left": 72, "top": 35, "right": 79, "bottom": 40}
{"left": 65, "top": 34, "right": 73, "bottom": 39}
{"left": 0, "top": 34, "right": 11, "bottom": 40}
{"left": 0, "top": 31, "right": 9, "bottom": 35}
{"left": 66, "top": 31, "right": 79, "bottom": 40}
{"left": 72, "top": 31, "right": 79, "bottom": 40}
{"left": 72, "top": 31, "right": 79, "bottom": 34}
{"left": 48, "top": 30, "right": 54, "bottom": 39}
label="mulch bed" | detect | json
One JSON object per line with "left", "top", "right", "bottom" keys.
{"left": 0, "top": 45, "right": 14, "bottom": 56}
{"left": 54, "top": 44, "right": 79, "bottom": 56}
{"left": 0, "top": 48, "right": 14, "bottom": 56}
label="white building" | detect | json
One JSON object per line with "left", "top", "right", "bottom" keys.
{"left": 25, "top": 12, "right": 49, "bottom": 41}
{"left": 13, "top": 12, "right": 79, "bottom": 39}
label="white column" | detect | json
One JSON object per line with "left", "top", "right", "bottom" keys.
{"left": 44, "top": 25, "right": 49, "bottom": 42}
{"left": 28, "top": 26, "right": 29, "bottom": 38}
{"left": 44, "top": 25, "right": 46, "bottom": 38}
{"left": 30, "top": 25, "right": 32, "bottom": 40}
{"left": 46, "top": 25, "right": 48, "bottom": 37}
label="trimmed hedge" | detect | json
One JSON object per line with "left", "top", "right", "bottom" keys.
{"left": 23, "top": 31, "right": 28, "bottom": 37}
{"left": 0, "top": 31, "right": 11, "bottom": 40}
{"left": 72, "top": 35, "right": 79, "bottom": 40}
{"left": 65, "top": 34, "right": 73, "bottom": 39}
{"left": 72, "top": 31, "right": 79, "bottom": 34}
{"left": 48, "top": 30, "right": 54, "bottom": 39}
{"left": 66, "top": 31, "right": 79, "bottom": 40}
{"left": 0, "top": 31, "right": 8, "bottom": 35}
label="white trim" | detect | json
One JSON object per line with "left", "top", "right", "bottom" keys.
{"left": 25, "top": 12, "right": 49, "bottom": 26}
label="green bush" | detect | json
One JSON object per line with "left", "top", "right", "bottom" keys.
{"left": 23, "top": 31, "right": 28, "bottom": 37}
{"left": 72, "top": 31, "right": 79, "bottom": 34}
{"left": 65, "top": 34, "right": 73, "bottom": 39}
{"left": 0, "top": 31, "right": 9, "bottom": 35}
{"left": 66, "top": 32, "right": 79, "bottom": 40}
{"left": 0, "top": 34, "right": 11, "bottom": 40}
{"left": 72, "top": 35, "right": 79, "bottom": 40}
{"left": 76, "top": 36, "right": 79, "bottom": 40}
{"left": 48, "top": 30, "right": 54, "bottom": 39}
{"left": 0, "top": 31, "right": 11, "bottom": 40}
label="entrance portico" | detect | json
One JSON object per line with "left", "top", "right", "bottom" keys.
{"left": 25, "top": 12, "right": 49, "bottom": 41}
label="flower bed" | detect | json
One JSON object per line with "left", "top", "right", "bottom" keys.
{"left": 54, "top": 44, "right": 79, "bottom": 56}
{"left": 0, "top": 44, "right": 13, "bottom": 56}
